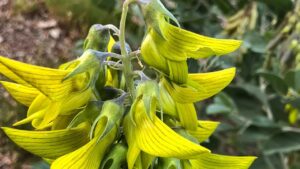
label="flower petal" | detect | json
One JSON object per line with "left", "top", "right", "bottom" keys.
{"left": 51, "top": 122, "right": 117, "bottom": 169}
{"left": 188, "top": 67, "right": 236, "bottom": 100}
{"left": 176, "top": 102, "right": 198, "bottom": 130}
{"left": 0, "top": 61, "right": 30, "bottom": 86}
{"left": 163, "top": 22, "right": 242, "bottom": 59}
{"left": 0, "top": 81, "right": 39, "bottom": 106}
{"left": 123, "top": 115, "right": 141, "bottom": 169}
{"left": 187, "top": 121, "right": 220, "bottom": 143}
{"left": 0, "top": 56, "right": 76, "bottom": 100}
{"left": 133, "top": 101, "right": 210, "bottom": 158}
{"left": 2, "top": 123, "right": 90, "bottom": 159}
{"left": 190, "top": 153, "right": 256, "bottom": 169}
{"left": 163, "top": 68, "right": 236, "bottom": 103}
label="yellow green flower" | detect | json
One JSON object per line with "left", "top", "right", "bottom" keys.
{"left": 159, "top": 67, "right": 236, "bottom": 130}
{"left": 2, "top": 100, "right": 123, "bottom": 169}
{"left": 82, "top": 24, "right": 120, "bottom": 88}
{"left": 140, "top": 0, "right": 241, "bottom": 84}
{"left": 123, "top": 81, "right": 255, "bottom": 169}
{"left": 0, "top": 49, "right": 104, "bottom": 129}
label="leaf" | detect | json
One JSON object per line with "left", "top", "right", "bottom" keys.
{"left": 206, "top": 104, "right": 232, "bottom": 115}
{"left": 243, "top": 31, "right": 266, "bottom": 53}
{"left": 239, "top": 126, "right": 280, "bottom": 143}
{"left": 2, "top": 123, "right": 90, "bottom": 159}
{"left": 263, "top": 131, "right": 300, "bottom": 155}
{"left": 235, "top": 83, "right": 269, "bottom": 106}
{"left": 257, "top": 70, "right": 288, "bottom": 95}
{"left": 284, "top": 69, "right": 300, "bottom": 92}
{"left": 206, "top": 92, "right": 237, "bottom": 115}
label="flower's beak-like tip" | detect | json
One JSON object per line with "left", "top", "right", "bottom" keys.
{"left": 236, "top": 40, "right": 243, "bottom": 49}
{"left": 230, "top": 67, "right": 237, "bottom": 73}
{"left": 1, "top": 127, "right": 8, "bottom": 132}
{"left": 12, "top": 122, "right": 20, "bottom": 127}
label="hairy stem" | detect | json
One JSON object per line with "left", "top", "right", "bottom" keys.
{"left": 120, "top": 0, "right": 136, "bottom": 100}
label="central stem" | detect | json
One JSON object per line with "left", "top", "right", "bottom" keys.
{"left": 120, "top": 0, "right": 136, "bottom": 99}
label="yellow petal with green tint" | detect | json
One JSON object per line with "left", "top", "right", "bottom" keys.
{"left": 35, "top": 88, "right": 92, "bottom": 129}
{"left": 0, "top": 61, "right": 30, "bottom": 86}
{"left": 14, "top": 88, "right": 92, "bottom": 129}
{"left": 27, "top": 93, "right": 50, "bottom": 117}
{"left": 176, "top": 102, "right": 198, "bottom": 130}
{"left": 168, "top": 60, "right": 188, "bottom": 84}
{"left": 163, "top": 68, "right": 235, "bottom": 103}
{"left": 162, "top": 22, "right": 242, "bottom": 59}
{"left": 51, "top": 122, "right": 117, "bottom": 169}
{"left": 2, "top": 123, "right": 90, "bottom": 159}
{"left": 190, "top": 153, "right": 256, "bottom": 169}
{"left": 0, "top": 55, "right": 81, "bottom": 100}
{"left": 188, "top": 67, "right": 236, "bottom": 98}
{"left": 187, "top": 121, "right": 220, "bottom": 143}
{"left": 141, "top": 30, "right": 188, "bottom": 84}
{"left": 123, "top": 115, "right": 141, "bottom": 169}
{"left": 162, "top": 78, "right": 205, "bottom": 103}
{"left": 0, "top": 81, "right": 39, "bottom": 106}
{"left": 141, "top": 31, "right": 169, "bottom": 74}
{"left": 133, "top": 101, "right": 210, "bottom": 158}
{"left": 159, "top": 82, "right": 177, "bottom": 117}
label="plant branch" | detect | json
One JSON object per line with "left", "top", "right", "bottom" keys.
{"left": 120, "top": 0, "right": 136, "bottom": 100}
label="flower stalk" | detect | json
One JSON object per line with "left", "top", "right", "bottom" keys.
{"left": 120, "top": 0, "right": 136, "bottom": 100}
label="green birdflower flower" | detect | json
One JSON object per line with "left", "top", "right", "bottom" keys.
{"left": 141, "top": 0, "right": 241, "bottom": 84}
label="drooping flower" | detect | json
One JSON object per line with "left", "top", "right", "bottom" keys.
{"left": 0, "top": 49, "right": 107, "bottom": 129}
{"left": 140, "top": 0, "right": 241, "bottom": 84}
{"left": 2, "top": 99, "right": 123, "bottom": 169}
{"left": 123, "top": 80, "right": 256, "bottom": 169}
{"left": 159, "top": 68, "right": 236, "bottom": 130}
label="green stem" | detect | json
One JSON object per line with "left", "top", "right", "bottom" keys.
{"left": 120, "top": 0, "right": 136, "bottom": 99}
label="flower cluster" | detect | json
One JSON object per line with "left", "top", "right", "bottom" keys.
{"left": 1, "top": 0, "right": 256, "bottom": 168}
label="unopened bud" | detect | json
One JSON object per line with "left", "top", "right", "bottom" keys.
{"left": 281, "top": 25, "right": 291, "bottom": 33}
{"left": 290, "top": 40, "right": 298, "bottom": 49}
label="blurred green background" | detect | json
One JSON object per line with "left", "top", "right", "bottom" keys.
{"left": 1, "top": 0, "right": 300, "bottom": 168}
